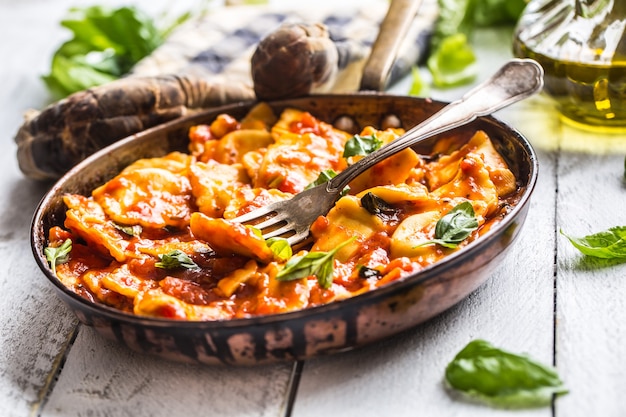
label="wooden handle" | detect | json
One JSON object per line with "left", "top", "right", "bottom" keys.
{"left": 359, "top": 0, "right": 423, "bottom": 91}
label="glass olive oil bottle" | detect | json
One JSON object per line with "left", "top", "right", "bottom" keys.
{"left": 513, "top": 0, "right": 626, "bottom": 131}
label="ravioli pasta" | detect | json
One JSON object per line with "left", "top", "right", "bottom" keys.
{"left": 47, "top": 103, "right": 519, "bottom": 321}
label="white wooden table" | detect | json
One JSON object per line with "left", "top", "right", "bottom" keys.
{"left": 2, "top": 1, "right": 626, "bottom": 416}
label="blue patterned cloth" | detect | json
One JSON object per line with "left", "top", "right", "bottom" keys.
{"left": 131, "top": 0, "right": 438, "bottom": 93}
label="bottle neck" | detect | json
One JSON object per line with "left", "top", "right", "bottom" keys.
{"left": 576, "top": 0, "right": 623, "bottom": 18}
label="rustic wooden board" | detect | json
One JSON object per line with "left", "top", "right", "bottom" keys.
{"left": 555, "top": 148, "right": 626, "bottom": 417}
{"left": 0, "top": 3, "right": 81, "bottom": 416}
{"left": 4, "top": 1, "right": 626, "bottom": 416}
{"left": 41, "top": 326, "right": 295, "bottom": 416}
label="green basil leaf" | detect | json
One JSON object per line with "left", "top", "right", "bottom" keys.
{"left": 446, "top": 339, "right": 568, "bottom": 408}
{"left": 316, "top": 254, "right": 336, "bottom": 289}
{"left": 43, "top": 5, "right": 189, "bottom": 98}
{"left": 305, "top": 169, "right": 338, "bottom": 190}
{"left": 155, "top": 250, "right": 199, "bottom": 270}
{"left": 305, "top": 169, "right": 349, "bottom": 196}
{"left": 431, "top": 0, "right": 527, "bottom": 51}
{"left": 113, "top": 223, "right": 142, "bottom": 237}
{"left": 44, "top": 239, "right": 72, "bottom": 276}
{"left": 427, "top": 33, "right": 477, "bottom": 88}
{"left": 428, "top": 0, "right": 526, "bottom": 89}
{"left": 360, "top": 192, "right": 399, "bottom": 221}
{"left": 435, "top": 201, "right": 479, "bottom": 243}
{"left": 416, "top": 201, "right": 478, "bottom": 248}
{"left": 560, "top": 227, "right": 626, "bottom": 258}
{"left": 343, "top": 134, "right": 383, "bottom": 158}
{"left": 266, "top": 237, "right": 293, "bottom": 261}
{"left": 276, "top": 237, "right": 355, "bottom": 289}
{"left": 408, "top": 66, "right": 428, "bottom": 97}
{"left": 247, "top": 225, "right": 263, "bottom": 238}
{"left": 473, "top": 0, "right": 527, "bottom": 26}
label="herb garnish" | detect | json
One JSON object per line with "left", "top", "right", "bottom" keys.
{"left": 155, "top": 250, "right": 199, "bottom": 270}
{"left": 343, "top": 134, "right": 382, "bottom": 158}
{"left": 416, "top": 201, "right": 478, "bottom": 248}
{"left": 276, "top": 237, "right": 356, "bottom": 289}
{"left": 445, "top": 339, "right": 568, "bottom": 408}
{"left": 305, "top": 169, "right": 337, "bottom": 189}
{"left": 560, "top": 226, "right": 626, "bottom": 259}
{"left": 360, "top": 192, "right": 398, "bottom": 220}
{"left": 266, "top": 237, "right": 293, "bottom": 261}
{"left": 44, "top": 239, "right": 72, "bottom": 276}
{"left": 113, "top": 223, "right": 142, "bottom": 237}
{"left": 305, "top": 169, "right": 349, "bottom": 195}
{"left": 357, "top": 265, "right": 382, "bottom": 280}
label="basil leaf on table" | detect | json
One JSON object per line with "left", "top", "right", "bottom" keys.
{"left": 427, "top": 33, "right": 477, "bottom": 88}
{"left": 445, "top": 339, "right": 568, "bottom": 408}
{"left": 155, "top": 250, "right": 199, "bottom": 270}
{"left": 408, "top": 66, "right": 428, "bottom": 97}
{"left": 44, "top": 239, "right": 72, "bottom": 276}
{"left": 560, "top": 226, "right": 626, "bottom": 259}
{"left": 425, "top": 0, "right": 527, "bottom": 89}
{"left": 416, "top": 201, "right": 479, "bottom": 248}
{"left": 43, "top": 5, "right": 189, "bottom": 98}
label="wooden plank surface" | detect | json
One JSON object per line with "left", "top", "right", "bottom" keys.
{"left": 42, "top": 327, "right": 294, "bottom": 417}
{"left": 555, "top": 149, "right": 626, "bottom": 417}
{"left": 3, "top": 1, "right": 626, "bottom": 416}
{"left": 0, "top": 3, "right": 82, "bottom": 416}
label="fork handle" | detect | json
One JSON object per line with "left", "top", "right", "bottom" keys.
{"left": 326, "top": 58, "right": 544, "bottom": 193}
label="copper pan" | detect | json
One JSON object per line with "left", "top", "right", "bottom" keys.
{"left": 30, "top": 0, "right": 539, "bottom": 365}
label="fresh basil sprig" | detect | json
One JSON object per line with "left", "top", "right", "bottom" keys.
{"left": 560, "top": 226, "right": 626, "bottom": 259}
{"left": 43, "top": 5, "right": 192, "bottom": 98}
{"left": 155, "top": 250, "right": 199, "bottom": 270}
{"left": 343, "top": 134, "right": 382, "bottom": 158}
{"left": 44, "top": 239, "right": 73, "bottom": 276}
{"left": 416, "top": 201, "right": 479, "bottom": 248}
{"left": 266, "top": 237, "right": 293, "bottom": 261}
{"left": 276, "top": 237, "right": 355, "bottom": 289}
{"left": 445, "top": 339, "right": 568, "bottom": 408}
{"left": 427, "top": 0, "right": 526, "bottom": 88}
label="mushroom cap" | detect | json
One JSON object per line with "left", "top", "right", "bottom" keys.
{"left": 251, "top": 23, "right": 339, "bottom": 100}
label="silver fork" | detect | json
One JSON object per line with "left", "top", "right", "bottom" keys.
{"left": 232, "top": 59, "right": 544, "bottom": 246}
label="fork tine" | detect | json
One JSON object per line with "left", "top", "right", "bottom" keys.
{"left": 261, "top": 224, "right": 295, "bottom": 239}
{"left": 231, "top": 203, "right": 278, "bottom": 224}
{"left": 253, "top": 215, "right": 287, "bottom": 231}
{"left": 286, "top": 231, "right": 311, "bottom": 247}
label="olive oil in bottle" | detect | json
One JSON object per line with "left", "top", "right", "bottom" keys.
{"left": 513, "top": 0, "right": 626, "bottom": 131}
